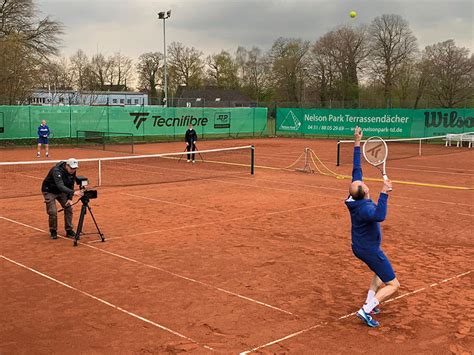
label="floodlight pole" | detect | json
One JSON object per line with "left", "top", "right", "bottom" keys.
{"left": 158, "top": 10, "right": 171, "bottom": 107}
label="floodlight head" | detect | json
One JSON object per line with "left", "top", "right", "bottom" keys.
{"left": 167, "top": 10, "right": 171, "bottom": 17}
{"left": 158, "top": 11, "right": 165, "bottom": 19}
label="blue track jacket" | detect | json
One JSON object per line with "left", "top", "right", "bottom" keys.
{"left": 345, "top": 146, "right": 388, "bottom": 250}
{"left": 38, "top": 125, "right": 50, "bottom": 138}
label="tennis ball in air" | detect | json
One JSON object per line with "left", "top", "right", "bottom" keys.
{"left": 350, "top": 11, "right": 357, "bottom": 18}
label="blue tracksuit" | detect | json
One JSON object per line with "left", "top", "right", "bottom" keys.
{"left": 38, "top": 125, "right": 50, "bottom": 144}
{"left": 345, "top": 146, "right": 395, "bottom": 282}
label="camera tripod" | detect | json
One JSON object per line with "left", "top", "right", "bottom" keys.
{"left": 179, "top": 143, "right": 204, "bottom": 162}
{"left": 74, "top": 195, "right": 105, "bottom": 247}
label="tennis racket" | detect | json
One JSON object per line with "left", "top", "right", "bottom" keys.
{"left": 362, "top": 136, "right": 392, "bottom": 192}
{"left": 48, "top": 131, "right": 54, "bottom": 139}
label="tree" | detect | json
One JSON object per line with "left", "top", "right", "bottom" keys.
{"left": 109, "top": 52, "right": 133, "bottom": 89}
{"left": 136, "top": 52, "right": 162, "bottom": 104}
{"left": 422, "top": 40, "right": 473, "bottom": 108}
{"left": 0, "top": 34, "right": 38, "bottom": 103}
{"left": 369, "top": 14, "right": 418, "bottom": 106}
{"left": 309, "top": 41, "right": 338, "bottom": 106}
{"left": 0, "top": 0, "right": 63, "bottom": 104}
{"left": 90, "top": 53, "right": 113, "bottom": 90}
{"left": 167, "top": 42, "right": 204, "bottom": 90}
{"left": 70, "top": 49, "right": 90, "bottom": 91}
{"left": 38, "top": 57, "right": 73, "bottom": 90}
{"left": 268, "top": 37, "right": 310, "bottom": 102}
{"left": 312, "top": 26, "right": 369, "bottom": 106}
{"left": 206, "top": 51, "right": 239, "bottom": 89}
{"left": 239, "top": 46, "right": 271, "bottom": 101}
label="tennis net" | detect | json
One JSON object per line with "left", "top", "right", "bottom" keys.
{"left": 336, "top": 134, "right": 473, "bottom": 166}
{"left": 76, "top": 130, "right": 135, "bottom": 154}
{"left": 0, "top": 145, "right": 255, "bottom": 199}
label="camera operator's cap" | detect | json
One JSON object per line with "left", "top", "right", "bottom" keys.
{"left": 66, "top": 158, "right": 79, "bottom": 169}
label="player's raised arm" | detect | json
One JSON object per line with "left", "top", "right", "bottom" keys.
{"left": 352, "top": 126, "right": 363, "bottom": 182}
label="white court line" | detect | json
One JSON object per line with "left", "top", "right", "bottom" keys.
{"left": 408, "top": 164, "right": 474, "bottom": 173}
{"left": 0, "top": 216, "right": 295, "bottom": 317}
{"left": 390, "top": 203, "right": 473, "bottom": 218}
{"left": 12, "top": 172, "right": 43, "bottom": 180}
{"left": 121, "top": 192, "right": 226, "bottom": 214}
{"left": 128, "top": 202, "right": 341, "bottom": 238}
{"left": 387, "top": 166, "right": 474, "bottom": 176}
{"left": 0, "top": 255, "right": 214, "bottom": 351}
{"left": 211, "top": 175, "right": 473, "bottom": 208}
{"left": 239, "top": 269, "right": 473, "bottom": 354}
{"left": 195, "top": 172, "right": 473, "bottom": 207}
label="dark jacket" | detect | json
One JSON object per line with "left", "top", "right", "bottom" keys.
{"left": 38, "top": 125, "right": 50, "bottom": 138}
{"left": 344, "top": 146, "right": 388, "bottom": 250}
{"left": 185, "top": 129, "right": 197, "bottom": 143}
{"left": 41, "top": 162, "right": 78, "bottom": 199}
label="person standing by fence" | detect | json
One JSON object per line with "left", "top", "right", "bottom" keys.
{"left": 185, "top": 124, "right": 197, "bottom": 163}
{"left": 37, "top": 120, "right": 50, "bottom": 158}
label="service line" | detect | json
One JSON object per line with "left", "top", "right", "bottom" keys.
{"left": 0, "top": 216, "right": 295, "bottom": 317}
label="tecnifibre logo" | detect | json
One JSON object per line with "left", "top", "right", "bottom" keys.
{"left": 129, "top": 112, "right": 209, "bottom": 130}
{"left": 280, "top": 110, "right": 301, "bottom": 131}
{"left": 130, "top": 112, "right": 149, "bottom": 129}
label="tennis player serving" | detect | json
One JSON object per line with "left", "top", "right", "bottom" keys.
{"left": 345, "top": 126, "right": 400, "bottom": 328}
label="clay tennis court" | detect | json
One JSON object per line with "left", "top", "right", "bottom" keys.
{"left": 1, "top": 138, "right": 473, "bottom": 354}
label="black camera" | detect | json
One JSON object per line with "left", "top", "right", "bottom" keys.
{"left": 77, "top": 176, "right": 97, "bottom": 200}
{"left": 83, "top": 189, "right": 98, "bottom": 199}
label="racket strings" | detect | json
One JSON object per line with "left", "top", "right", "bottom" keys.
{"left": 363, "top": 139, "right": 388, "bottom": 165}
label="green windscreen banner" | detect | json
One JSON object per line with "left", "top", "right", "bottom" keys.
{"left": 0, "top": 106, "right": 268, "bottom": 139}
{"left": 277, "top": 108, "right": 474, "bottom": 138}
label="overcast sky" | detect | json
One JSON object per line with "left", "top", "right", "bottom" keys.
{"left": 37, "top": 0, "right": 473, "bottom": 59}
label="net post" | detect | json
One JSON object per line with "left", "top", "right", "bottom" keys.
{"left": 250, "top": 145, "right": 255, "bottom": 175}
{"left": 419, "top": 138, "right": 422, "bottom": 156}
{"left": 336, "top": 140, "right": 341, "bottom": 166}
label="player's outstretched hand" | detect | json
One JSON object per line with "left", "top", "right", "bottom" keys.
{"left": 354, "top": 126, "right": 363, "bottom": 141}
{"left": 382, "top": 179, "right": 393, "bottom": 193}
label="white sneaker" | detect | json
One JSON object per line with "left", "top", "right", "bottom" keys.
{"left": 36, "top": 153, "right": 40, "bottom": 158}
{"left": 192, "top": 160, "right": 195, "bottom": 164}
{"left": 46, "top": 153, "right": 49, "bottom": 158}
{"left": 187, "top": 160, "right": 190, "bottom": 163}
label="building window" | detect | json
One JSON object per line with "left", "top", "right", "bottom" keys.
{"left": 134, "top": 99, "right": 139, "bottom": 104}
{"left": 120, "top": 99, "right": 124, "bottom": 104}
{"left": 112, "top": 99, "right": 117, "bottom": 104}
{"left": 127, "top": 99, "right": 131, "bottom": 104}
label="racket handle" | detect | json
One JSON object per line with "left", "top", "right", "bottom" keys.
{"left": 382, "top": 174, "right": 393, "bottom": 192}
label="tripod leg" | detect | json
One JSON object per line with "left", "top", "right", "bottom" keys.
{"left": 74, "top": 204, "right": 87, "bottom": 246}
{"left": 87, "top": 205, "right": 105, "bottom": 242}
{"left": 178, "top": 146, "right": 187, "bottom": 162}
{"left": 194, "top": 144, "right": 204, "bottom": 161}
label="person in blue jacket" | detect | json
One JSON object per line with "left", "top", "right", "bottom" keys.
{"left": 37, "top": 120, "right": 50, "bottom": 158}
{"left": 345, "top": 126, "right": 400, "bottom": 328}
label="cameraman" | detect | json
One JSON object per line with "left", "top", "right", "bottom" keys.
{"left": 41, "top": 158, "right": 83, "bottom": 239}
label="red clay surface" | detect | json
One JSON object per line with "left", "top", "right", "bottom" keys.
{"left": 1, "top": 138, "right": 473, "bottom": 354}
